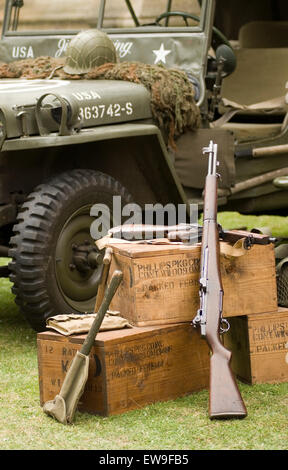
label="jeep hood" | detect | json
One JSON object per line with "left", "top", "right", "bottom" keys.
{"left": 0, "top": 78, "right": 152, "bottom": 139}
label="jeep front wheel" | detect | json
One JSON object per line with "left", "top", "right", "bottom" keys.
{"left": 9, "top": 169, "right": 133, "bottom": 331}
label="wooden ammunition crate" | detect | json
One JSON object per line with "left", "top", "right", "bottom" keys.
{"left": 37, "top": 323, "right": 210, "bottom": 416}
{"left": 223, "top": 307, "right": 288, "bottom": 384}
{"left": 108, "top": 242, "right": 277, "bottom": 326}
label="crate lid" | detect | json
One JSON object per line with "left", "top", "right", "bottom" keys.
{"left": 37, "top": 323, "right": 189, "bottom": 346}
{"left": 108, "top": 241, "right": 201, "bottom": 258}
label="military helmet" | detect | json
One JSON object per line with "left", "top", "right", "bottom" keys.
{"left": 64, "top": 29, "right": 117, "bottom": 75}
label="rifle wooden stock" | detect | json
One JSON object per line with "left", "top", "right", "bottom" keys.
{"left": 196, "top": 141, "right": 247, "bottom": 419}
{"left": 209, "top": 341, "right": 247, "bottom": 419}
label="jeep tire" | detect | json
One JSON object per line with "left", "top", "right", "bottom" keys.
{"left": 9, "top": 169, "right": 133, "bottom": 331}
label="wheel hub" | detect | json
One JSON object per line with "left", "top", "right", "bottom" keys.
{"left": 54, "top": 205, "right": 105, "bottom": 311}
{"left": 70, "top": 241, "right": 103, "bottom": 274}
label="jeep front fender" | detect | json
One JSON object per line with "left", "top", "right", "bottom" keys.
{"left": 1, "top": 122, "right": 188, "bottom": 210}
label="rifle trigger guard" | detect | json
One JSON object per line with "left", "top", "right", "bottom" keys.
{"left": 244, "top": 236, "right": 254, "bottom": 250}
{"left": 220, "top": 318, "right": 230, "bottom": 334}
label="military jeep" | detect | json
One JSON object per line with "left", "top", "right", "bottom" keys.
{"left": 0, "top": 0, "right": 288, "bottom": 331}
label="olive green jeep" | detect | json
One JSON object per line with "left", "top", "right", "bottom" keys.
{"left": 0, "top": 0, "right": 288, "bottom": 330}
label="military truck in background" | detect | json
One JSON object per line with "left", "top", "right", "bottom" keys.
{"left": 0, "top": 0, "right": 288, "bottom": 331}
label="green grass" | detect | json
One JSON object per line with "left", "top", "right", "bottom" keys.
{"left": 217, "top": 211, "right": 288, "bottom": 238}
{"left": 0, "top": 212, "right": 288, "bottom": 450}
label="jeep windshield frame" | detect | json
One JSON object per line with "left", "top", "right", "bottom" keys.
{"left": 2, "top": 0, "right": 209, "bottom": 36}
{"left": 99, "top": 0, "right": 206, "bottom": 33}
{"left": 0, "top": 0, "right": 215, "bottom": 106}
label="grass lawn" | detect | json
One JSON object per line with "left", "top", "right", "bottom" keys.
{"left": 0, "top": 212, "right": 288, "bottom": 450}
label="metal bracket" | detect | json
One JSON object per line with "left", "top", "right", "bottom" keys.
{"left": 35, "top": 92, "right": 79, "bottom": 137}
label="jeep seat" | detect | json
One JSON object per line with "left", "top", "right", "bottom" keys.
{"left": 216, "top": 22, "right": 288, "bottom": 141}
{"left": 239, "top": 21, "right": 288, "bottom": 48}
{"left": 221, "top": 48, "right": 288, "bottom": 107}
{"left": 218, "top": 47, "right": 288, "bottom": 141}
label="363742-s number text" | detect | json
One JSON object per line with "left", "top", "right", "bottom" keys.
{"left": 78, "top": 102, "right": 133, "bottom": 121}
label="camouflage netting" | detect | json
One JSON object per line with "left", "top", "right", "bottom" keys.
{"left": 0, "top": 57, "right": 65, "bottom": 79}
{"left": 87, "top": 62, "right": 201, "bottom": 147}
{"left": 0, "top": 57, "right": 201, "bottom": 147}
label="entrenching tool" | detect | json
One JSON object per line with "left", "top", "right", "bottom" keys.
{"left": 43, "top": 269, "right": 123, "bottom": 424}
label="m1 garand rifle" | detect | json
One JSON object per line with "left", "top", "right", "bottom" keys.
{"left": 192, "top": 141, "right": 247, "bottom": 419}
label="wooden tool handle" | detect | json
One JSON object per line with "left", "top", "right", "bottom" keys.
{"left": 103, "top": 247, "right": 113, "bottom": 265}
{"left": 94, "top": 246, "right": 113, "bottom": 312}
{"left": 82, "top": 270, "right": 123, "bottom": 356}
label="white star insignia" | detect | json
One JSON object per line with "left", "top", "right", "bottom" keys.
{"left": 153, "top": 43, "right": 171, "bottom": 65}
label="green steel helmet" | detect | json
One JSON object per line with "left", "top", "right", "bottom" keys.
{"left": 64, "top": 29, "right": 117, "bottom": 74}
